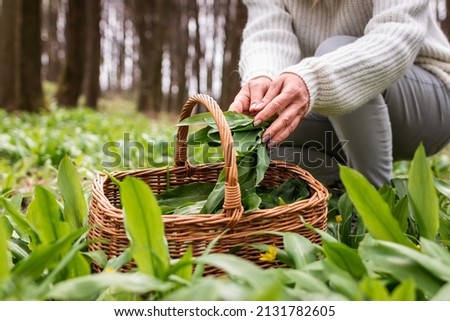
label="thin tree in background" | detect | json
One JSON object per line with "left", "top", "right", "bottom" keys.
{"left": 55, "top": 0, "right": 86, "bottom": 107}
{"left": 127, "top": 0, "right": 168, "bottom": 114}
{"left": 19, "top": 0, "right": 45, "bottom": 112}
{"left": 0, "top": 0, "right": 44, "bottom": 112}
{"left": 220, "top": 0, "right": 247, "bottom": 109}
{"left": 167, "top": 0, "right": 189, "bottom": 112}
{"left": 0, "top": 0, "right": 20, "bottom": 111}
{"left": 83, "top": 0, "right": 101, "bottom": 108}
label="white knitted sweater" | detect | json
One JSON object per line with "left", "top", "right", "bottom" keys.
{"left": 239, "top": 0, "right": 450, "bottom": 115}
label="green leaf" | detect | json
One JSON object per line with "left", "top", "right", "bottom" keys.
{"left": 419, "top": 237, "right": 450, "bottom": 266}
{"left": 322, "top": 260, "right": 363, "bottom": 300}
{"left": 178, "top": 111, "right": 253, "bottom": 129}
{"left": 340, "top": 166, "right": 415, "bottom": 249}
{"left": 434, "top": 178, "right": 450, "bottom": 199}
{"left": 1, "top": 197, "right": 40, "bottom": 246}
{"left": 196, "top": 254, "right": 264, "bottom": 288}
{"left": 105, "top": 248, "right": 133, "bottom": 271}
{"left": 163, "top": 278, "right": 221, "bottom": 301}
{"left": 431, "top": 282, "right": 450, "bottom": 301}
{"left": 272, "top": 179, "right": 310, "bottom": 204}
{"left": 200, "top": 181, "right": 225, "bottom": 214}
{"left": 37, "top": 238, "right": 91, "bottom": 293}
{"left": 46, "top": 272, "right": 172, "bottom": 300}
{"left": 242, "top": 192, "right": 261, "bottom": 213}
{"left": 187, "top": 127, "right": 210, "bottom": 145}
{"left": 120, "top": 176, "right": 169, "bottom": 278}
{"left": 359, "top": 237, "right": 446, "bottom": 297}
{"left": 407, "top": 144, "right": 439, "bottom": 239}
{"left": 82, "top": 250, "right": 108, "bottom": 268}
{"left": 168, "top": 246, "right": 193, "bottom": 282}
{"left": 323, "top": 240, "right": 367, "bottom": 279}
{"left": 359, "top": 277, "right": 389, "bottom": 300}
{"left": 233, "top": 130, "right": 260, "bottom": 156}
{"left": 7, "top": 239, "right": 29, "bottom": 262}
{"left": 0, "top": 219, "right": 11, "bottom": 282}
{"left": 256, "top": 144, "right": 269, "bottom": 186}
{"left": 58, "top": 156, "right": 87, "bottom": 230}
{"left": 379, "top": 184, "right": 396, "bottom": 210}
{"left": 283, "top": 232, "right": 318, "bottom": 270}
{"left": 278, "top": 269, "right": 330, "bottom": 294}
{"left": 27, "top": 185, "right": 70, "bottom": 245}
{"left": 390, "top": 279, "right": 416, "bottom": 301}
{"left": 172, "top": 201, "right": 207, "bottom": 215}
{"left": 157, "top": 182, "right": 215, "bottom": 208}
{"left": 12, "top": 227, "right": 89, "bottom": 281}
{"left": 392, "top": 196, "right": 410, "bottom": 232}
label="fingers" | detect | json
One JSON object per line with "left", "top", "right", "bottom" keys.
{"left": 253, "top": 90, "right": 291, "bottom": 126}
{"left": 229, "top": 77, "right": 272, "bottom": 114}
{"left": 249, "top": 79, "right": 282, "bottom": 113}
{"left": 229, "top": 85, "right": 250, "bottom": 113}
{"left": 263, "top": 108, "right": 304, "bottom": 146}
{"left": 252, "top": 73, "right": 310, "bottom": 144}
{"left": 248, "top": 78, "right": 273, "bottom": 112}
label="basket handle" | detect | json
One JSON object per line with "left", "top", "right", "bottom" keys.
{"left": 175, "top": 94, "right": 243, "bottom": 226}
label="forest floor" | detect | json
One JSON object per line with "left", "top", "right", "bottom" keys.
{"left": 2, "top": 82, "right": 449, "bottom": 198}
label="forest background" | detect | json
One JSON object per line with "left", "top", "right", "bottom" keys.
{"left": 1, "top": 0, "right": 448, "bottom": 116}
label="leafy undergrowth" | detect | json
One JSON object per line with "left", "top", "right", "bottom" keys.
{"left": 0, "top": 107, "right": 176, "bottom": 199}
{"left": 1, "top": 108, "right": 450, "bottom": 300}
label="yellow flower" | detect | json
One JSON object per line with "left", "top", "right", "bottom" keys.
{"left": 335, "top": 214, "right": 343, "bottom": 224}
{"left": 416, "top": 244, "right": 421, "bottom": 250}
{"left": 259, "top": 245, "right": 277, "bottom": 262}
{"left": 104, "top": 266, "right": 115, "bottom": 273}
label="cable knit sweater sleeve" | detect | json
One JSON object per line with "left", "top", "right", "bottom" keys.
{"left": 239, "top": 0, "right": 301, "bottom": 83}
{"left": 240, "top": 0, "right": 430, "bottom": 115}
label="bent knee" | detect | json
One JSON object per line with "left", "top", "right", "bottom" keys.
{"left": 315, "top": 35, "right": 358, "bottom": 57}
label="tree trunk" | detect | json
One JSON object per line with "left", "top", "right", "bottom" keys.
{"left": 18, "top": 0, "right": 45, "bottom": 112}
{"left": 84, "top": 0, "right": 101, "bottom": 108}
{"left": 128, "top": 0, "right": 167, "bottom": 114}
{"left": 173, "top": 0, "right": 189, "bottom": 112}
{"left": 55, "top": 0, "right": 86, "bottom": 107}
{"left": 219, "top": 0, "right": 247, "bottom": 109}
{"left": 0, "top": 0, "right": 21, "bottom": 111}
{"left": 0, "top": 0, "right": 44, "bottom": 112}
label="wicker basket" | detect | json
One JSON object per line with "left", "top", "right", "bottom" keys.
{"left": 88, "top": 94, "right": 328, "bottom": 273}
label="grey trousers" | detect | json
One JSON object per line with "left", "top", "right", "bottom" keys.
{"left": 272, "top": 36, "right": 450, "bottom": 187}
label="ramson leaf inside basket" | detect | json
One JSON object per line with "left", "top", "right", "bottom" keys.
{"left": 155, "top": 111, "right": 310, "bottom": 214}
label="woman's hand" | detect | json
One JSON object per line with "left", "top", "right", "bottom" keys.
{"left": 230, "top": 73, "right": 310, "bottom": 146}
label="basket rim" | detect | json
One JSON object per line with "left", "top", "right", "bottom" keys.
{"left": 90, "top": 159, "right": 329, "bottom": 225}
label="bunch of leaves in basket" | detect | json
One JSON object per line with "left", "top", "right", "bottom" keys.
{"left": 158, "top": 111, "right": 309, "bottom": 215}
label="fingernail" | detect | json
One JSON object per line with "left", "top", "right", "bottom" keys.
{"left": 250, "top": 102, "right": 257, "bottom": 111}
{"left": 267, "top": 141, "right": 277, "bottom": 148}
{"left": 262, "top": 134, "right": 269, "bottom": 143}
{"left": 254, "top": 119, "right": 262, "bottom": 127}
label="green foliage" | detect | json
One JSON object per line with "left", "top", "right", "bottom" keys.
{"left": 408, "top": 144, "right": 440, "bottom": 240}
{"left": 1, "top": 107, "right": 450, "bottom": 301}
{"left": 120, "top": 176, "right": 170, "bottom": 279}
{"left": 340, "top": 166, "right": 415, "bottom": 248}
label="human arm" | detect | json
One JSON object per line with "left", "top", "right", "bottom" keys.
{"left": 251, "top": 0, "right": 429, "bottom": 145}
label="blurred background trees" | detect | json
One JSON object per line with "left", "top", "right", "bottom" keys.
{"left": 0, "top": 0, "right": 448, "bottom": 115}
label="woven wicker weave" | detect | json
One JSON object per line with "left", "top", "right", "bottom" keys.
{"left": 88, "top": 94, "right": 328, "bottom": 273}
